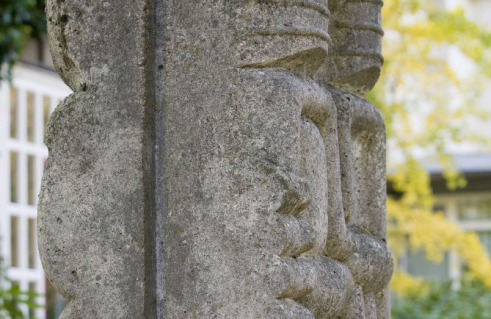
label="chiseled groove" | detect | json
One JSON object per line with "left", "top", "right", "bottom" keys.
{"left": 256, "top": 0, "right": 331, "bottom": 17}
{"left": 281, "top": 0, "right": 331, "bottom": 17}
{"left": 346, "top": 0, "right": 383, "bottom": 5}
{"left": 333, "top": 20, "right": 384, "bottom": 36}
{"left": 276, "top": 287, "right": 314, "bottom": 300}
{"left": 331, "top": 49, "right": 384, "bottom": 64}
{"left": 246, "top": 27, "right": 332, "bottom": 44}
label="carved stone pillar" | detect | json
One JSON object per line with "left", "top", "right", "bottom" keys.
{"left": 38, "top": 0, "right": 392, "bottom": 318}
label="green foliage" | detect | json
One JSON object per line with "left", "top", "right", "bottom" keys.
{"left": 370, "top": 0, "right": 491, "bottom": 294}
{"left": 0, "top": 0, "right": 46, "bottom": 81}
{"left": 0, "top": 259, "right": 41, "bottom": 319}
{"left": 392, "top": 280, "right": 491, "bottom": 319}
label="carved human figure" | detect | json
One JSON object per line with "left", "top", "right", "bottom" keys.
{"left": 39, "top": 0, "right": 392, "bottom": 317}
{"left": 236, "top": 0, "right": 392, "bottom": 319}
{"left": 234, "top": 0, "right": 393, "bottom": 317}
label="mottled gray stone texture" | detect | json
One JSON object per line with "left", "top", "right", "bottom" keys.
{"left": 39, "top": 0, "right": 393, "bottom": 318}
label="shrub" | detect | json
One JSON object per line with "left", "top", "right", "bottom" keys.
{"left": 393, "top": 280, "right": 491, "bottom": 319}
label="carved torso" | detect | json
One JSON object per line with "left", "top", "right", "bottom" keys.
{"left": 39, "top": 0, "right": 392, "bottom": 318}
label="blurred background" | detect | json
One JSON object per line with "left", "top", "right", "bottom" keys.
{"left": 1, "top": 0, "right": 491, "bottom": 318}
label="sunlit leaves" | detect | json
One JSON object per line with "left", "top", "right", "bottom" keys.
{"left": 370, "top": 0, "right": 491, "bottom": 295}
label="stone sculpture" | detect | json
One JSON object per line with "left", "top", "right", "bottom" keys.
{"left": 38, "top": 0, "right": 392, "bottom": 318}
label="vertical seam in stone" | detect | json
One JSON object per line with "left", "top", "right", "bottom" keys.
{"left": 143, "top": 0, "right": 158, "bottom": 317}
{"left": 154, "top": 0, "right": 167, "bottom": 316}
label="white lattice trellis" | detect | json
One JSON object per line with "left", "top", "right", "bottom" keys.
{"left": 0, "top": 64, "right": 71, "bottom": 319}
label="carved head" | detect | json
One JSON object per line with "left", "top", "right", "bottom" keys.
{"left": 321, "top": 0, "right": 384, "bottom": 94}
{"left": 236, "top": 0, "right": 331, "bottom": 77}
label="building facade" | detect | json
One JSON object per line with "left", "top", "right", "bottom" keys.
{"left": 401, "top": 0, "right": 491, "bottom": 283}
{"left": 0, "top": 40, "right": 70, "bottom": 319}
{"left": 401, "top": 154, "right": 491, "bottom": 283}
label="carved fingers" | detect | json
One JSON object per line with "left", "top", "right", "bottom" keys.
{"left": 280, "top": 216, "right": 316, "bottom": 257}
{"left": 328, "top": 88, "right": 392, "bottom": 318}
{"left": 321, "top": 99, "right": 355, "bottom": 261}
{"left": 271, "top": 256, "right": 354, "bottom": 317}
{"left": 346, "top": 230, "right": 393, "bottom": 294}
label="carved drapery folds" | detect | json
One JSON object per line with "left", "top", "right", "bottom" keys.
{"left": 39, "top": 0, "right": 392, "bottom": 317}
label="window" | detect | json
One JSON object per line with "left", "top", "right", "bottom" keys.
{"left": 43, "top": 96, "right": 51, "bottom": 136}
{"left": 478, "top": 231, "right": 491, "bottom": 256}
{"left": 11, "top": 216, "right": 19, "bottom": 268}
{"left": 2, "top": 63, "right": 71, "bottom": 319}
{"left": 10, "top": 151, "right": 18, "bottom": 203}
{"left": 406, "top": 250, "right": 450, "bottom": 281}
{"left": 27, "top": 155, "right": 36, "bottom": 206}
{"left": 458, "top": 198, "right": 491, "bottom": 221}
{"left": 28, "top": 218, "right": 36, "bottom": 269}
{"left": 27, "top": 91, "right": 36, "bottom": 143}
{"left": 10, "top": 87, "right": 18, "bottom": 139}
{"left": 28, "top": 282, "right": 37, "bottom": 318}
{"left": 46, "top": 279, "right": 67, "bottom": 319}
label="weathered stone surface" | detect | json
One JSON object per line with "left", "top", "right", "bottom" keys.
{"left": 39, "top": 0, "right": 392, "bottom": 318}
{"left": 39, "top": 1, "right": 155, "bottom": 318}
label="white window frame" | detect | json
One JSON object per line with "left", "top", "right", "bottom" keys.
{"left": 436, "top": 191, "right": 491, "bottom": 286}
{"left": 0, "top": 63, "right": 71, "bottom": 319}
